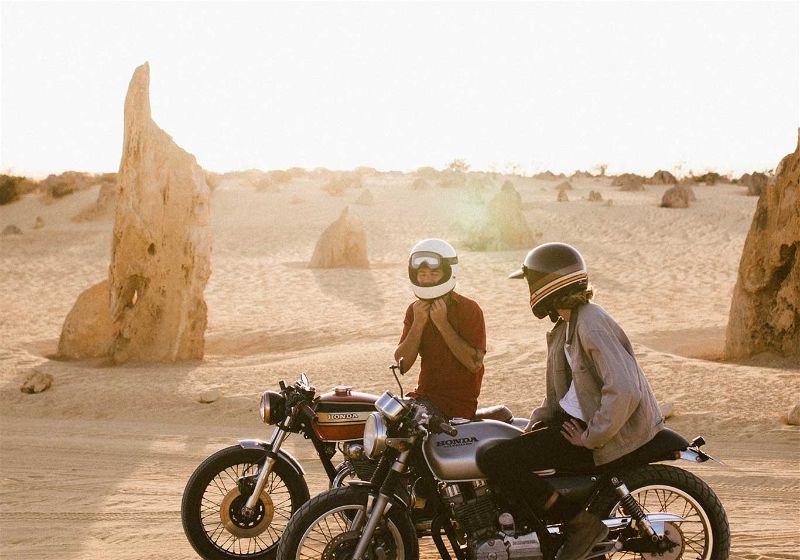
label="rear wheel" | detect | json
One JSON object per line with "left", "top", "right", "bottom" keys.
{"left": 591, "top": 465, "right": 729, "bottom": 560}
{"left": 182, "top": 445, "right": 310, "bottom": 559}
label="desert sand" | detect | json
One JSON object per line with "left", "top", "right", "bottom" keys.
{"left": 1, "top": 173, "right": 799, "bottom": 558}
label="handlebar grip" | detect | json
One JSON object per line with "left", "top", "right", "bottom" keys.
{"left": 439, "top": 422, "right": 458, "bottom": 437}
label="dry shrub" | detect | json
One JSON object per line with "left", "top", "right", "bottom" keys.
{"left": 0, "top": 175, "right": 27, "bottom": 205}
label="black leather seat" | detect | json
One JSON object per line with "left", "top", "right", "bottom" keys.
{"left": 473, "top": 405, "right": 514, "bottom": 423}
{"left": 554, "top": 429, "right": 690, "bottom": 475}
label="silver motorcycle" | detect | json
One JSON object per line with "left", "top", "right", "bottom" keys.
{"left": 275, "top": 366, "right": 729, "bottom": 560}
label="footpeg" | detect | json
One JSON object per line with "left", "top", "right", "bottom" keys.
{"left": 586, "top": 539, "right": 622, "bottom": 558}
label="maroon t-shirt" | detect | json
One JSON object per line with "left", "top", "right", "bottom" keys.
{"left": 399, "top": 292, "right": 487, "bottom": 418}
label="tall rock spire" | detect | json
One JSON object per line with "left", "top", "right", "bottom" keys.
{"left": 725, "top": 130, "right": 800, "bottom": 359}
{"left": 108, "top": 62, "right": 212, "bottom": 362}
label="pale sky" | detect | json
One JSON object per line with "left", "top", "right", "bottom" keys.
{"left": 1, "top": 1, "right": 798, "bottom": 178}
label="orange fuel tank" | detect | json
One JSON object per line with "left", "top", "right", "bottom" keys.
{"left": 311, "top": 386, "right": 379, "bottom": 442}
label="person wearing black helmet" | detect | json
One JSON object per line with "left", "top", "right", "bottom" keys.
{"left": 394, "top": 238, "right": 487, "bottom": 420}
{"left": 477, "top": 242, "right": 664, "bottom": 560}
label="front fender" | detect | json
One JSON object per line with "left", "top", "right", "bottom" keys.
{"left": 238, "top": 438, "right": 306, "bottom": 477}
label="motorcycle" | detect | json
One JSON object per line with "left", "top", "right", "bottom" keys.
{"left": 181, "top": 373, "right": 382, "bottom": 559}
{"left": 276, "top": 365, "right": 730, "bottom": 560}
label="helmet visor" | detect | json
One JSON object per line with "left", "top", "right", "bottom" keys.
{"left": 409, "top": 252, "right": 458, "bottom": 270}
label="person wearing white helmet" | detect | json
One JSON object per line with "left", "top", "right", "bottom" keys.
{"left": 394, "top": 238, "right": 487, "bottom": 419}
{"left": 477, "top": 242, "right": 664, "bottom": 560}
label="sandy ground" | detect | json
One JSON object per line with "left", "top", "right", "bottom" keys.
{"left": 1, "top": 174, "right": 798, "bottom": 558}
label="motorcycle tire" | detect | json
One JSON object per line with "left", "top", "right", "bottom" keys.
{"left": 275, "top": 485, "right": 418, "bottom": 560}
{"left": 590, "top": 464, "right": 730, "bottom": 560}
{"left": 182, "top": 445, "right": 310, "bottom": 560}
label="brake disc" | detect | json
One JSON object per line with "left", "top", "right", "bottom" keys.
{"left": 219, "top": 487, "right": 274, "bottom": 539}
{"left": 322, "top": 531, "right": 361, "bottom": 560}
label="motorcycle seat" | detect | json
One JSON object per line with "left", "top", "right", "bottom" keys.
{"left": 553, "top": 429, "right": 690, "bottom": 475}
{"left": 473, "top": 405, "right": 514, "bottom": 423}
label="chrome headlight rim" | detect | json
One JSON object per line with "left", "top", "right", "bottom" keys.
{"left": 363, "top": 412, "right": 388, "bottom": 459}
{"left": 259, "top": 391, "right": 286, "bottom": 425}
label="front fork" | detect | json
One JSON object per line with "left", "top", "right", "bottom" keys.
{"left": 351, "top": 448, "right": 412, "bottom": 560}
{"left": 242, "top": 427, "right": 289, "bottom": 516}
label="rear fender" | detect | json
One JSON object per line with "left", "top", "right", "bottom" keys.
{"left": 238, "top": 438, "right": 306, "bottom": 477}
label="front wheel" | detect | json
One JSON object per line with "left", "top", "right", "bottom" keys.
{"left": 275, "top": 485, "right": 418, "bottom": 560}
{"left": 182, "top": 445, "right": 310, "bottom": 559}
{"left": 591, "top": 464, "right": 730, "bottom": 560}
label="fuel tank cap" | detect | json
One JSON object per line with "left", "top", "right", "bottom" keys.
{"left": 334, "top": 386, "right": 352, "bottom": 396}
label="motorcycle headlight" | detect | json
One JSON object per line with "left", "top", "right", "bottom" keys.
{"left": 363, "top": 412, "right": 388, "bottom": 459}
{"left": 259, "top": 391, "right": 287, "bottom": 425}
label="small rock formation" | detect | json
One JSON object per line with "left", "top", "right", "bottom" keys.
{"left": 557, "top": 190, "right": 569, "bottom": 202}
{"left": 20, "top": 371, "right": 53, "bottom": 394}
{"left": 322, "top": 178, "right": 346, "bottom": 196}
{"left": 73, "top": 181, "right": 117, "bottom": 222}
{"left": 587, "top": 190, "right": 603, "bottom": 202}
{"left": 309, "top": 206, "right": 369, "bottom": 268}
{"left": 411, "top": 177, "right": 429, "bottom": 190}
{"left": 33, "top": 216, "right": 45, "bottom": 229}
{"left": 648, "top": 170, "right": 678, "bottom": 185}
{"left": 571, "top": 170, "right": 593, "bottom": 179}
{"left": 555, "top": 181, "right": 573, "bottom": 192}
{"left": 533, "top": 171, "right": 560, "bottom": 181}
{"left": 694, "top": 172, "right": 722, "bottom": 185}
{"left": 2, "top": 224, "right": 22, "bottom": 235}
{"left": 105, "top": 63, "right": 212, "bottom": 363}
{"left": 199, "top": 389, "right": 221, "bottom": 403}
{"left": 786, "top": 404, "right": 800, "bottom": 425}
{"left": 612, "top": 174, "right": 645, "bottom": 191}
{"left": 725, "top": 130, "right": 800, "bottom": 359}
{"left": 738, "top": 172, "right": 769, "bottom": 196}
{"left": 57, "top": 280, "right": 116, "bottom": 359}
{"left": 660, "top": 185, "right": 695, "bottom": 208}
{"left": 464, "top": 182, "right": 538, "bottom": 250}
{"left": 355, "top": 189, "right": 374, "bottom": 206}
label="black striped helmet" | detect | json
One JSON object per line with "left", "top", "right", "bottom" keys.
{"left": 509, "top": 243, "right": 588, "bottom": 319}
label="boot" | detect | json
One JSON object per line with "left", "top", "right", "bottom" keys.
{"left": 555, "top": 510, "right": 609, "bottom": 560}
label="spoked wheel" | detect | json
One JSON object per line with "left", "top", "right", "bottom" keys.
{"left": 591, "top": 465, "right": 730, "bottom": 560}
{"left": 276, "top": 486, "right": 418, "bottom": 560}
{"left": 182, "top": 445, "right": 310, "bottom": 559}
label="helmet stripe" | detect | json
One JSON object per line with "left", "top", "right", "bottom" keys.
{"left": 529, "top": 271, "right": 588, "bottom": 307}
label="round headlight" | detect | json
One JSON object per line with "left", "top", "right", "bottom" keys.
{"left": 363, "top": 412, "right": 388, "bottom": 459}
{"left": 259, "top": 391, "right": 286, "bottom": 425}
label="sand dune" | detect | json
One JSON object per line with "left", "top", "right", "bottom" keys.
{"left": 1, "top": 174, "right": 798, "bottom": 558}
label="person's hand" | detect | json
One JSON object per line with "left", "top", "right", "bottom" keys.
{"left": 412, "top": 300, "right": 431, "bottom": 329}
{"left": 429, "top": 298, "right": 449, "bottom": 329}
{"left": 561, "top": 418, "right": 587, "bottom": 447}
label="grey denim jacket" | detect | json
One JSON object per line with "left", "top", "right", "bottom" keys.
{"left": 529, "top": 302, "right": 664, "bottom": 465}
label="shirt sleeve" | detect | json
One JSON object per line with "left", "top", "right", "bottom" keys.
{"left": 399, "top": 303, "right": 414, "bottom": 343}
{"left": 459, "top": 301, "right": 487, "bottom": 353}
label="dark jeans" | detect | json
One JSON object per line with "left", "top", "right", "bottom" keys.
{"left": 476, "top": 410, "right": 594, "bottom": 516}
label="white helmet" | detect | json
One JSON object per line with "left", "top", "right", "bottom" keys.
{"left": 408, "top": 238, "right": 459, "bottom": 300}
